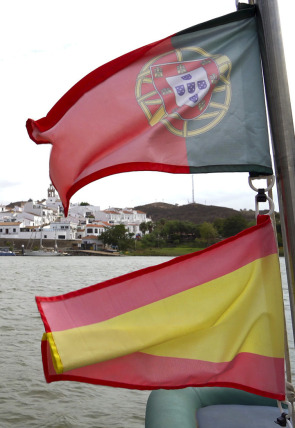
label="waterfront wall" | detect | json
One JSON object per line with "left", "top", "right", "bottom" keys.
{"left": 0, "top": 238, "right": 81, "bottom": 251}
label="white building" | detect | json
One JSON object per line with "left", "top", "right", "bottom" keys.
{"left": 23, "top": 201, "right": 56, "bottom": 224}
{"left": 69, "top": 204, "right": 102, "bottom": 220}
{"left": 42, "top": 221, "right": 78, "bottom": 240}
{"left": 125, "top": 223, "right": 141, "bottom": 237}
{"left": 13, "top": 206, "right": 23, "bottom": 213}
{"left": 0, "top": 222, "right": 22, "bottom": 238}
{"left": 102, "top": 209, "right": 122, "bottom": 223}
{"left": 0, "top": 218, "right": 79, "bottom": 242}
{"left": 104, "top": 208, "right": 150, "bottom": 223}
{"left": 15, "top": 211, "right": 43, "bottom": 227}
{"left": 81, "top": 235, "right": 104, "bottom": 251}
{"left": 0, "top": 210, "right": 14, "bottom": 222}
{"left": 18, "top": 226, "right": 40, "bottom": 240}
{"left": 102, "top": 208, "right": 151, "bottom": 236}
{"left": 83, "top": 222, "right": 110, "bottom": 237}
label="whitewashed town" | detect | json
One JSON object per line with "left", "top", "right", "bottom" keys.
{"left": 0, "top": 184, "right": 152, "bottom": 255}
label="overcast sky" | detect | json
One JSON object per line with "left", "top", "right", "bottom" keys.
{"left": 1, "top": 0, "right": 294, "bottom": 212}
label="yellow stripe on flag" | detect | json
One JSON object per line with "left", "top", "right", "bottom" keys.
{"left": 50, "top": 254, "right": 283, "bottom": 373}
{"left": 42, "top": 332, "right": 63, "bottom": 374}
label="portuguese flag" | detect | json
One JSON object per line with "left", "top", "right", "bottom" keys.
{"left": 26, "top": 5, "right": 272, "bottom": 216}
{"left": 37, "top": 216, "right": 285, "bottom": 400}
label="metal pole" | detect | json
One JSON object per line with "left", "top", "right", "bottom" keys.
{"left": 253, "top": 0, "right": 295, "bottom": 343}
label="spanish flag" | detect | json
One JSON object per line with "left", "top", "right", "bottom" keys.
{"left": 27, "top": 5, "right": 272, "bottom": 216}
{"left": 37, "top": 215, "right": 285, "bottom": 400}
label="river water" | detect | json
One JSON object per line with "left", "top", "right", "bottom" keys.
{"left": 0, "top": 256, "right": 294, "bottom": 428}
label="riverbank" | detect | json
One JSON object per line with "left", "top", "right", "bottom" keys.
{"left": 126, "top": 246, "right": 203, "bottom": 256}
{"left": 126, "top": 246, "right": 285, "bottom": 257}
{"left": 7, "top": 241, "right": 284, "bottom": 257}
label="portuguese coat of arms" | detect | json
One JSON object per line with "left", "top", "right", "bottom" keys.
{"left": 136, "top": 47, "right": 231, "bottom": 137}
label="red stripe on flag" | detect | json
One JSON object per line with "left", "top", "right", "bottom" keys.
{"left": 36, "top": 216, "right": 276, "bottom": 332}
{"left": 26, "top": 36, "right": 185, "bottom": 215}
{"left": 41, "top": 340, "right": 285, "bottom": 400}
{"left": 26, "top": 37, "right": 173, "bottom": 137}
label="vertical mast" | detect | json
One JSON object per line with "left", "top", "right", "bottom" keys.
{"left": 253, "top": 0, "right": 295, "bottom": 342}
{"left": 40, "top": 205, "right": 43, "bottom": 249}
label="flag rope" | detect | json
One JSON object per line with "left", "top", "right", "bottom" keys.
{"left": 249, "top": 174, "right": 294, "bottom": 422}
{"left": 277, "top": 401, "right": 293, "bottom": 427}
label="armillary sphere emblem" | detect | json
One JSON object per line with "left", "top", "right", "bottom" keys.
{"left": 135, "top": 47, "right": 231, "bottom": 137}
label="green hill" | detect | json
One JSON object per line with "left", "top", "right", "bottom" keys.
{"left": 134, "top": 202, "right": 256, "bottom": 224}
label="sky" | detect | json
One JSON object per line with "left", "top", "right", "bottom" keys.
{"left": 1, "top": 0, "right": 294, "bottom": 212}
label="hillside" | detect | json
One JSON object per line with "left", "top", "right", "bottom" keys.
{"left": 5, "top": 199, "right": 257, "bottom": 225}
{"left": 134, "top": 202, "right": 256, "bottom": 224}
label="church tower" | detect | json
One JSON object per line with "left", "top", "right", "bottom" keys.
{"left": 48, "top": 183, "right": 56, "bottom": 198}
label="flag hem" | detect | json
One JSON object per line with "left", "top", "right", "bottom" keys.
{"left": 41, "top": 340, "right": 285, "bottom": 401}
{"left": 26, "top": 7, "right": 256, "bottom": 143}
{"left": 176, "top": 5, "right": 256, "bottom": 36}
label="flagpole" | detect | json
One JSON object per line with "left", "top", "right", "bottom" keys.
{"left": 253, "top": 0, "right": 295, "bottom": 344}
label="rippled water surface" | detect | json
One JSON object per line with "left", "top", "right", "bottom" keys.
{"left": 0, "top": 256, "right": 293, "bottom": 428}
{"left": 0, "top": 256, "right": 172, "bottom": 428}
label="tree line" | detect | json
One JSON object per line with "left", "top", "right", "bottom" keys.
{"left": 138, "top": 214, "right": 252, "bottom": 249}
{"left": 98, "top": 213, "right": 278, "bottom": 252}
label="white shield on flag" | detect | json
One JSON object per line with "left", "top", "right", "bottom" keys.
{"left": 143, "top": 52, "right": 227, "bottom": 126}
{"left": 166, "top": 67, "right": 211, "bottom": 108}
